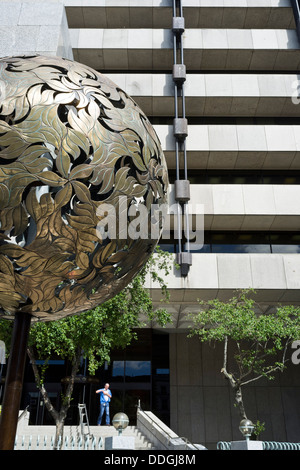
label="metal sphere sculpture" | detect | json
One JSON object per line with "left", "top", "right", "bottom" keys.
{"left": 0, "top": 55, "right": 168, "bottom": 321}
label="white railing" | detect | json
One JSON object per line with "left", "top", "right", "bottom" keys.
{"left": 14, "top": 434, "right": 103, "bottom": 451}
{"left": 136, "top": 406, "right": 206, "bottom": 451}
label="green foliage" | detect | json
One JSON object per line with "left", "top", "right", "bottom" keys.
{"left": 0, "top": 249, "right": 172, "bottom": 378}
{"left": 189, "top": 289, "right": 300, "bottom": 382}
{"left": 251, "top": 420, "right": 266, "bottom": 440}
{"left": 1, "top": 249, "right": 172, "bottom": 378}
{"left": 0, "top": 247, "right": 172, "bottom": 443}
{"left": 189, "top": 289, "right": 300, "bottom": 421}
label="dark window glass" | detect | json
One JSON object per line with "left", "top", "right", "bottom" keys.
{"left": 158, "top": 231, "right": 300, "bottom": 254}
{"left": 167, "top": 170, "right": 300, "bottom": 185}
{"left": 112, "top": 360, "right": 151, "bottom": 382}
{"left": 210, "top": 231, "right": 270, "bottom": 253}
{"left": 158, "top": 243, "right": 176, "bottom": 253}
{"left": 211, "top": 244, "right": 271, "bottom": 253}
{"left": 272, "top": 245, "right": 300, "bottom": 253}
{"left": 188, "top": 243, "right": 210, "bottom": 253}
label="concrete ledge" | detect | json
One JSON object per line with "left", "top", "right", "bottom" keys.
{"left": 155, "top": 125, "right": 300, "bottom": 170}
{"left": 71, "top": 28, "right": 300, "bottom": 71}
{"left": 165, "top": 184, "right": 300, "bottom": 231}
{"left": 64, "top": 1, "right": 294, "bottom": 30}
{"left": 104, "top": 73, "right": 300, "bottom": 118}
{"left": 144, "top": 253, "right": 300, "bottom": 329}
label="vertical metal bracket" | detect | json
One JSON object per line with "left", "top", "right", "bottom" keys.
{"left": 174, "top": 179, "right": 190, "bottom": 202}
{"left": 172, "top": 16, "right": 185, "bottom": 35}
{"left": 173, "top": 118, "right": 188, "bottom": 140}
{"left": 177, "top": 252, "right": 192, "bottom": 277}
{"left": 172, "top": 0, "right": 192, "bottom": 276}
{"left": 173, "top": 64, "right": 186, "bottom": 84}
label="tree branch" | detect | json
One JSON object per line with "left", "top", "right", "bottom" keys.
{"left": 223, "top": 335, "right": 228, "bottom": 371}
{"left": 27, "top": 346, "right": 59, "bottom": 422}
{"left": 241, "top": 363, "right": 285, "bottom": 387}
{"left": 221, "top": 336, "right": 238, "bottom": 387}
{"left": 60, "top": 347, "right": 81, "bottom": 418}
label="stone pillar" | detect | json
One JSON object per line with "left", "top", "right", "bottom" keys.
{"left": 231, "top": 440, "right": 263, "bottom": 450}
{"left": 0, "top": 1, "right": 73, "bottom": 59}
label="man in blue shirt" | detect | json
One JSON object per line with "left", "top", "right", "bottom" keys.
{"left": 96, "top": 383, "right": 112, "bottom": 426}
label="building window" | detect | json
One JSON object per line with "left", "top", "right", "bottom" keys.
{"left": 112, "top": 360, "right": 151, "bottom": 382}
{"left": 159, "top": 231, "right": 300, "bottom": 254}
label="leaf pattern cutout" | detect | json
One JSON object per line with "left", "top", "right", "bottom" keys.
{"left": 0, "top": 55, "right": 168, "bottom": 321}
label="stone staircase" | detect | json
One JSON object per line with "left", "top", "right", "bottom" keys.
{"left": 14, "top": 408, "right": 206, "bottom": 451}
{"left": 14, "top": 422, "right": 155, "bottom": 450}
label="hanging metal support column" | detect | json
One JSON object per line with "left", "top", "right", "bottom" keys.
{"left": 172, "top": 0, "right": 192, "bottom": 276}
{"left": 291, "top": 0, "right": 300, "bottom": 41}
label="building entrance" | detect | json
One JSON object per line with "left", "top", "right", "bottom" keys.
{"left": 19, "top": 330, "right": 170, "bottom": 428}
{"left": 90, "top": 330, "right": 170, "bottom": 426}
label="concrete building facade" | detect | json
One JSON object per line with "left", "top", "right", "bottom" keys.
{"left": 1, "top": 0, "right": 300, "bottom": 449}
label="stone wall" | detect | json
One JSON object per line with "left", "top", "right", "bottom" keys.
{"left": 0, "top": 1, "right": 73, "bottom": 59}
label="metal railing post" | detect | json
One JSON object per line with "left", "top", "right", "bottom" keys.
{"left": 291, "top": 0, "right": 300, "bottom": 41}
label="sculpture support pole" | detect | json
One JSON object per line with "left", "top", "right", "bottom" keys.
{"left": 0, "top": 312, "right": 31, "bottom": 450}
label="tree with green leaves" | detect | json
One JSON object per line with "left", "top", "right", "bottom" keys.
{"left": 189, "top": 289, "right": 300, "bottom": 425}
{"left": 0, "top": 248, "right": 172, "bottom": 449}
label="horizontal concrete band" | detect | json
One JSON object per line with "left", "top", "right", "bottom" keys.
{"left": 156, "top": 125, "right": 300, "bottom": 170}
{"left": 146, "top": 253, "right": 300, "bottom": 312}
{"left": 63, "top": 0, "right": 290, "bottom": 9}
{"left": 158, "top": 124, "right": 300, "bottom": 152}
{"left": 107, "top": 73, "right": 299, "bottom": 98}
{"left": 166, "top": 184, "right": 300, "bottom": 231}
{"left": 3, "top": 0, "right": 294, "bottom": 29}
{"left": 71, "top": 28, "right": 300, "bottom": 51}
{"left": 71, "top": 28, "right": 300, "bottom": 70}
{"left": 106, "top": 73, "right": 300, "bottom": 117}
{"left": 64, "top": 0, "right": 292, "bottom": 7}
{"left": 64, "top": 1, "right": 294, "bottom": 29}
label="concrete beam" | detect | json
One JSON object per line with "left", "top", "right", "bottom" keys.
{"left": 155, "top": 125, "right": 300, "bottom": 170}
{"left": 64, "top": 1, "right": 294, "bottom": 30}
{"left": 146, "top": 253, "right": 300, "bottom": 329}
{"left": 166, "top": 183, "right": 300, "bottom": 231}
{"left": 70, "top": 28, "right": 300, "bottom": 71}
{"left": 105, "top": 72, "right": 300, "bottom": 117}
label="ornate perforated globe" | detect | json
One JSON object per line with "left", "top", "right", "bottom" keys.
{"left": 0, "top": 55, "right": 168, "bottom": 321}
